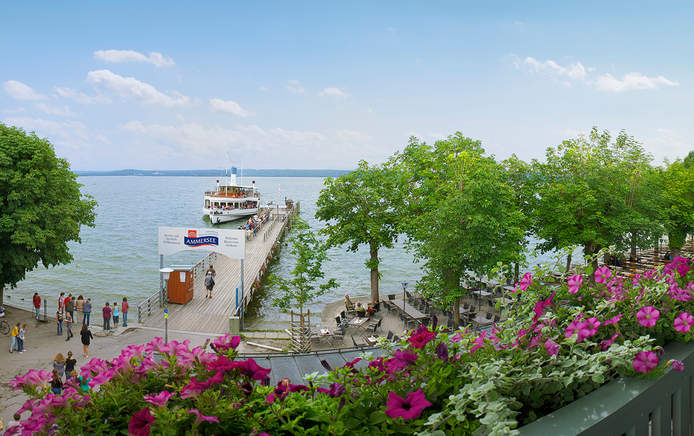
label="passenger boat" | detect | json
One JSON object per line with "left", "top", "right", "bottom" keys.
{"left": 203, "top": 168, "right": 260, "bottom": 225}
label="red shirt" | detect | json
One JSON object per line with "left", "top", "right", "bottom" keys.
{"left": 122, "top": 301, "right": 129, "bottom": 313}
{"left": 64, "top": 297, "right": 71, "bottom": 308}
{"left": 102, "top": 306, "right": 112, "bottom": 320}
{"left": 33, "top": 295, "right": 41, "bottom": 309}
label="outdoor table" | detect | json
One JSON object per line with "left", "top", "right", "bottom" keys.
{"left": 348, "top": 317, "right": 369, "bottom": 327}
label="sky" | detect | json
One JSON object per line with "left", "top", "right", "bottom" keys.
{"left": 1, "top": 1, "right": 693, "bottom": 170}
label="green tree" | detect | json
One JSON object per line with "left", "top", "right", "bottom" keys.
{"left": 270, "top": 217, "right": 338, "bottom": 328}
{"left": 532, "top": 128, "right": 662, "bottom": 267}
{"left": 661, "top": 157, "right": 694, "bottom": 256}
{"left": 393, "top": 133, "right": 526, "bottom": 325}
{"left": 315, "top": 160, "right": 403, "bottom": 305}
{"left": 0, "top": 124, "right": 97, "bottom": 303}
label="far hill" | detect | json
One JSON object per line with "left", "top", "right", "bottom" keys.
{"left": 75, "top": 169, "right": 350, "bottom": 177}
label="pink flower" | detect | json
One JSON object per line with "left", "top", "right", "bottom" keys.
{"left": 594, "top": 266, "right": 612, "bottom": 284}
{"left": 385, "top": 389, "right": 432, "bottom": 420}
{"left": 10, "top": 369, "right": 52, "bottom": 391}
{"left": 385, "top": 350, "right": 418, "bottom": 373}
{"left": 317, "top": 382, "right": 345, "bottom": 398}
{"left": 544, "top": 338, "right": 560, "bottom": 356}
{"left": 674, "top": 312, "right": 694, "bottom": 333}
{"left": 469, "top": 331, "right": 487, "bottom": 354}
{"left": 187, "top": 409, "right": 220, "bottom": 424}
{"left": 180, "top": 377, "right": 210, "bottom": 399}
{"left": 636, "top": 306, "right": 660, "bottom": 327}
{"left": 229, "top": 358, "right": 271, "bottom": 382}
{"left": 603, "top": 313, "right": 622, "bottom": 325}
{"left": 129, "top": 408, "right": 156, "bottom": 436}
{"left": 600, "top": 333, "right": 620, "bottom": 351}
{"left": 407, "top": 325, "right": 436, "bottom": 348}
{"left": 435, "top": 342, "right": 449, "bottom": 361}
{"left": 668, "top": 284, "right": 692, "bottom": 302}
{"left": 144, "top": 390, "right": 174, "bottom": 407}
{"left": 632, "top": 351, "right": 658, "bottom": 373}
{"left": 532, "top": 294, "right": 555, "bottom": 322}
{"left": 579, "top": 318, "right": 601, "bottom": 340}
{"left": 567, "top": 274, "right": 583, "bottom": 294}
{"left": 513, "top": 272, "right": 533, "bottom": 293}
{"left": 671, "top": 360, "right": 685, "bottom": 372}
{"left": 210, "top": 334, "right": 241, "bottom": 353}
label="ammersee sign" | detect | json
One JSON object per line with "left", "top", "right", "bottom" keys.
{"left": 158, "top": 227, "right": 245, "bottom": 259}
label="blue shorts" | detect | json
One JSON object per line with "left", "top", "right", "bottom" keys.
{"left": 113, "top": 315, "right": 119, "bottom": 323}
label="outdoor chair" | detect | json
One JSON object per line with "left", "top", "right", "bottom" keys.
{"left": 367, "top": 318, "right": 382, "bottom": 334}
{"left": 388, "top": 294, "right": 396, "bottom": 301}
{"left": 352, "top": 336, "right": 361, "bottom": 347}
{"left": 493, "top": 314, "right": 501, "bottom": 323}
{"left": 386, "top": 330, "right": 394, "bottom": 341}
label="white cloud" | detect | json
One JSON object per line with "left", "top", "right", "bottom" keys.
{"left": 86, "top": 69, "right": 189, "bottom": 106}
{"left": 319, "top": 87, "right": 347, "bottom": 97}
{"left": 209, "top": 98, "right": 253, "bottom": 117}
{"left": 595, "top": 73, "right": 679, "bottom": 93}
{"left": 286, "top": 79, "right": 305, "bottom": 94}
{"left": 336, "top": 129, "right": 371, "bottom": 142}
{"left": 3, "top": 80, "right": 46, "bottom": 101}
{"left": 54, "top": 87, "right": 111, "bottom": 104}
{"left": 515, "top": 56, "right": 679, "bottom": 93}
{"left": 35, "top": 103, "right": 75, "bottom": 117}
{"left": 4, "top": 117, "right": 89, "bottom": 149}
{"left": 94, "top": 49, "right": 175, "bottom": 67}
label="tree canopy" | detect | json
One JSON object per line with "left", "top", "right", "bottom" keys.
{"left": 661, "top": 157, "right": 694, "bottom": 254}
{"left": 315, "top": 160, "right": 403, "bottom": 304}
{"left": 0, "top": 124, "right": 97, "bottom": 299}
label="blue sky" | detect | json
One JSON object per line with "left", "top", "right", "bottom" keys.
{"left": 2, "top": 1, "right": 692, "bottom": 170}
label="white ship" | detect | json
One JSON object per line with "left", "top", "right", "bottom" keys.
{"left": 203, "top": 168, "right": 260, "bottom": 225}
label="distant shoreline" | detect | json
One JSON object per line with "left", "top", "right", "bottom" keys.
{"left": 74, "top": 169, "right": 350, "bottom": 177}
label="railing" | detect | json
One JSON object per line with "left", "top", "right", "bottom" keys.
{"left": 519, "top": 341, "right": 694, "bottom": 436}
{"left": 137, "top": 289, "right": 163, "bottom": 324}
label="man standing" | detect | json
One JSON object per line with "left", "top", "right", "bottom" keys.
{"left": 32, "top": 293, "right": 41, "bottom": 320}
{"left": 58, "top": 292, "right": 65, "bottom": 314}
{"left": 83, "top": 298, "right": 92, "bottom": 326}
{"left": 102, "top": 302, "right": 112, "bottom": 331}
{"left": 65, "top": 294, "right": 74, "bottom": 322}
{"left": 121, "top": 297, "right": 129, "bottom": 327}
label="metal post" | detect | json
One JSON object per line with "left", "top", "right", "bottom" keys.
{"left": 240, "top": 259, "right": 245, "bottom": 330}
{"left": 235, "top": 287, "right": 238, "bottom": 313}
{"left": 159, "top": 255, "right": 164, "bottom": 306}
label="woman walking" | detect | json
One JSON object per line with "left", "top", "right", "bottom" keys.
{"left": 80, "top": 324, "right": 93, "bottom": 358}
{"left": 112, "top": 302, "right": 119, "bottom": 329}
{"left": 50, "top": 369, "right": 63, "bottom": 395}
{"left": 65, "top": 351, "right": 77, "bottom": 381}
{"left": 65, "top": 312, "right": 74, "bottom": 341}
{"left": 56, "top": 310, "right": 63, "bottom": 336}
{"left": 53, "top": 353, "right": 66, "bottom": 379}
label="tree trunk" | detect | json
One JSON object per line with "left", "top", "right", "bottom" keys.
{"left": 630, "top": 242, "right": 637, "bottom": 261}
{"left": 369, "top": 242, "right": 379, "bottom": 305}
{"left": 453, "top": 298, "right": 460, "bottom": 327}
{"left": 565, "top": 252, "right": 572, "bottom": 273}
{"left": 513, "top": 263, "right": 519, "bottom": 283}
{"left": 0, "top": 286, "right": 3, "bottom": 305}
{"left": 443, "top": 268, "right": 460, "bottom": 326}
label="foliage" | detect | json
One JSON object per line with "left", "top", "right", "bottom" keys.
{"left": 532, "top": 128, "right": 663, "bottom": 259}
{"left": 660, "top": 158, "right": 694, "bottom": 252}
{"left": 315, "top": 160, "right": 404, "bottom": 304}
{"left": 391, "top": 133, "right": 527, "bottom": 318}
{"left": 0, "top": 124, "right": 97, "bottom": 297}
{"left": 7, "top": 257, "right": 694, "bottom": 436}
{"left": 269, "top": 217, "right": 337, "bottom": 317}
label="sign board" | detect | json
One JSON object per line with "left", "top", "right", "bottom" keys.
{"left": 158, "top": 227, "right": 245, "bottom": 259}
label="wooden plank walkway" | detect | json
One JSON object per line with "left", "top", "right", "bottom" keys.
{"left": 142, "top": 207, "right": 294, "bottom": 334}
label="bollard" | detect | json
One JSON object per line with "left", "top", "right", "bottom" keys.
{"left": 229, "top": 316, "right": 240, "bottom": 335}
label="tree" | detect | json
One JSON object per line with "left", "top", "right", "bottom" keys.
{"left": 270, "top": 217, "right": 338, "bottom": 328}
{"left": 0, "top": 124, "right": 97, "bottom": 303}
{"left": 315, "top": 160, "right": 403, "bottom": 305}
{"left": 532, "top": 128, "right": 662, "bottom": 268}
{"left": 661, "top": 157, "right": 694, "bottom": 256}
{"left": 392, "top": 133, "right": 526, "bottom": 325}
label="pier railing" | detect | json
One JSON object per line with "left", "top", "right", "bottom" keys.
{"left": 137, "top": 289, "right": 164, "bottom": 324}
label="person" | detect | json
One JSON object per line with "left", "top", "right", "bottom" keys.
{"left": 355, "top": 302, "right": 366, "bottom": 318}
{"left": 56, "top": 310, "right": 63, "bottom": 336}
{"left": 58, "top": 292, "right": 65, "bottom": 314}
{"left": 65, "top": 312, "right": 74, "bottom": 341}
{"left": 102, "top": 302, "right": 112, "bottom": 331}
{"left": 9, "top": 322, "right": 19, "bottom": 353}
{"left": 77, "top": 374, "right": 91, "bottom": 393}
{"left": 112, "top": 302, "right": 119, "bottom": 329}
{"left": 33, "top": 293, "right": 41, "bottom": 320}
{"left": 65, "top": 351, "right": 77, "bottom": 381}
{"left": 68, "top": 369, "right": 79, "bottom": 382}
{"left": 366, "top": 304, "right": 376, "bottom": 318}
{"left": 65, "top": 294, "right": 74, "bottom": 321}
{"left": 206, "top": 264, "right": 216, "bottom": 278}
{"left": 205, "top": 271, "right": 215, "bottom": 298}
{"left": 75, "top": 295, "right": 84, "bottom": 324}
{"left": 122, "top": 297, "right": 129, "bottom": 327}
{"left": 80, "top": 324, "right": 93, "bottom": 358}
{"left": 17, "top": 324, "right": 26, "bottom": 353}
{"left": 50, "top": 369, "right": 63, "bottom": 395}
{"left": 4, "top": 413, "right": 21, "bottom": 431}
{"left": 53, "top": 353, "right": 66, "bottom": 379}
{"left": 83, "top": 298, "right": 92, "bottom": 326}
{"left": 344, "top": 295, "right": 355, "bottom": 312}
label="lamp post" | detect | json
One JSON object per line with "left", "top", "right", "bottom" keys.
{"left": 160, "top": 267, "right": 173, "bottom": 343}
{"left": 401, "top": 282, "right": 408, "bottom": 312}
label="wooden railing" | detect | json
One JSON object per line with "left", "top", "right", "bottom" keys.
{"left": 519, "top": 341, "right": 694, "bottom": 436}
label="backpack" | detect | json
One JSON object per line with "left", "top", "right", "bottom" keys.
{"left": 205, "top": 274, "right": 214, "bottom": 288}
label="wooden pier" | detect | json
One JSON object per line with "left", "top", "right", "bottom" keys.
{"left": 140, "top": 206, "right": 297, "bottom": 334}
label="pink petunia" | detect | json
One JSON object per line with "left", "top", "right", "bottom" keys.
{"left": 544, "top": 338, "right": 560, "bottom": 356}
{"left": 671, "top": 360, "right": 685, "bottom": 372}
{"left": 603, "top": 313, "right": 622, "bottom": 325}
{"left": 567, "top": 274, "right": 583, "bottom": 294}
{"left": 600, "top": 333, "right": 620, "bottom": 351}
{"left": 385, "top": 390, "right": 432, "bottom": 420}
{"left": 512, "top": 272, "right": 533, "bottom": 293}
{"left": 594, "top": 266, "right": 612, "bottom": 284}
{"left": 636, "top": 306, "right": 660, "bottom": 327}
{"left": 407, "top": 325, "right": 436, "bottom": 349}
{"left": 144, "top": 390, "right": 175, "bottom": 407}
{"left": 129, "top": 408, "right": 156, "bottom": 436}
{"left": 632, "top": 351, "right": 658, "bottom": 373}
{"left": 187, "top": 409, "right": 220, "bottom": 424}
{"left": 674, "top": 312, "right": 694, "bottom": 333}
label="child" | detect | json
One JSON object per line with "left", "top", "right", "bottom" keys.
{"left": 17, "top": 324, "right": 26, "bottom": 353}
{"left": 112, "top": 302, "right": 119, "bottom": 329}
{"left": 65, "top": 351, "right": 77, "bottom": 380}
{"left": 50, "top": 369, "right": 63, "bottom": 395}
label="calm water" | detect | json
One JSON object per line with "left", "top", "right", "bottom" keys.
{"left": 7, "top": 176, "right": 557, "bottom": 329}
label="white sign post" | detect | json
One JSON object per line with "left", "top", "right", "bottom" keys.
{"left": 157, "top": 227, "right": 247, "bottom": 328}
